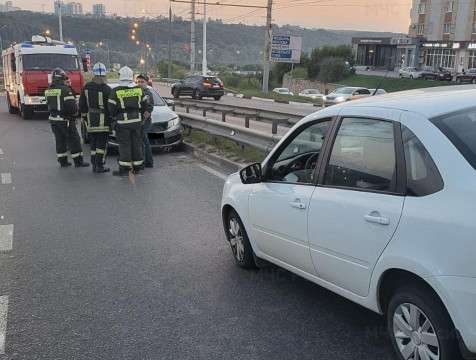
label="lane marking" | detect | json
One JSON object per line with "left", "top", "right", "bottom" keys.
{"left": 1, "top": 173, "right": 12, "bottom": 185}
{"left": 0, "top": 148, "right": 3, "bottom": 155}
{"left": 0, "top": 295, "right": 8, "bottom": 355}
{"left": 196, "top": 164, "right": 227, "bottom": 181}
{"left": 0, "top": 225, "right": 13, "bottom": 252}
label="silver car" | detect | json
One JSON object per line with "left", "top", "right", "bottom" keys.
{"left": 324, "top": 87, "right": 371, "bottom": 107}
{"left": 399, "top": 67, "right": 422, "bottom": 79}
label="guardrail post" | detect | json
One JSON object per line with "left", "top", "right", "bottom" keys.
{"left": 272, "top": 120, "right": 278, "bottom": 135}
{"left": 245, "top": 114, "right": 251, "bottom": 128}
{"left": 185, "top": 105, "right": 191, "bottom": 114}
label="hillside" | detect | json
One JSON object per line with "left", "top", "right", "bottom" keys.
{"left": 0, "top": 11, "right": 399, "bottom": 68}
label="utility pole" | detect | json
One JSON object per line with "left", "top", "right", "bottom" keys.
{"left": 168, "top": 2, "right": 172, "bottom": 79}
{"left": 202, "top": 0, "right": 207, "bottom": 76}
{"left": 190, "top": 0, "right": 196, "bottom": 74}
{"left": 57, "top": 2, "right": 64, "bottom": 42}
{"left": 262, "top": 0, "right": 273, "bottom": 93}
{"left": 40, "top": 3, "right": 46, "bottom": 13}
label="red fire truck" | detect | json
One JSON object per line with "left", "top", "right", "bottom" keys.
{"left": 2, "top": 35, "right": 87, "bottom": 119}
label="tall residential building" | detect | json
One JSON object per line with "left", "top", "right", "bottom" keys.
{"left": 0, "top": 1, "right": 21, "bottom": 11}
{"left": 54, "top": 1, "right": 67, "bottom": 16}
{"left": 92, "top": 3, "right": 105, "bottom": 17}
{"left": 65, "top": 2, "right": 82, "bottom": 16}
{"left": 409, "top": 0, "right": 476, "bottom": 71}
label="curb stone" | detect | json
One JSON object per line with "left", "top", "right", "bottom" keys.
{"left": 182, "top": 142, "right": 245, "bottom": 174}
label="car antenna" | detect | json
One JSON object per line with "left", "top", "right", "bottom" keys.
{"left": 373, "top": 57, "right": 397, "bottom": 96}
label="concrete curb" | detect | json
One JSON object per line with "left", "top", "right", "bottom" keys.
{"left": 182, "top": 142, "right": 245, "bottom": 174}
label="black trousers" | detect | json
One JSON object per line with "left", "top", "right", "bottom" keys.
{"left": 89, "top": 132, "right": 109, "bottom": 165}
{"left": 116, "top": 122, "right": 143, "bottom": 169}
{"left": 51, "top": 120, "right": 83, "bottom": 163}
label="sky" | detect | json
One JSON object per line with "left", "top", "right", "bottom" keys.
{"left": 10, "top": 0, "right": 413, "bottom": 33}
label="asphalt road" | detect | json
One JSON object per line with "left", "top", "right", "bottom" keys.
{"left": 0, "top": 96, "right": 396, "bottom": 360}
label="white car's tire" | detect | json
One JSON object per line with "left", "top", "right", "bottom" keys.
{"left": 387, "top": 284, "right": 460, "bottom": 360}
{"left": 226, "top": 210, "right": 255, "bottom": 269}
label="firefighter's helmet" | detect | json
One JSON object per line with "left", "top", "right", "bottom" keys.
{"left": 93, "top": 62, "right": 107, "bottom": 76}
{"left": 51, "top": 68, "right": 68, "bottom": 82}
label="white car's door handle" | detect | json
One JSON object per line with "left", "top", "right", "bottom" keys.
{"left": 364, "top": 215, "right": 390, "bottom": 225}
{"left": 290, "top": 201, "right": 306, "bottom": 210}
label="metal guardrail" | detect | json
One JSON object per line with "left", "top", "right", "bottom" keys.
{"left": 178, "top": 111, "right": 283, "bottom": 153}
{"left": 168, "top": 98, "right": 306, "bottom": 132}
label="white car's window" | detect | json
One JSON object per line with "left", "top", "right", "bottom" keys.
{"left": 402, "top": 125, "right": 443, "bottom": 196}
{"left": 269, "top": 120, "right": 332, "bottom": 184}
{"left": 324, "top": 118, "right": 396, "bottom": 192}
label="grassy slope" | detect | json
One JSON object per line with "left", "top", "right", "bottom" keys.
{"left": 335, "top": 74, "right": 455, "bottom": 93}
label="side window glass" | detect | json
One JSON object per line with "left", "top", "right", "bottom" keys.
{"left": 402, "top": 125, "right": 444, "bottom": 196}
{"left": 324, "top": 118, "right": 396, "bottom": 192}
{"left": 361, "top": 89, "right": 371, "bottom": 95}
{"left": 269, "top": 120, "right": 332, "bottom": 184}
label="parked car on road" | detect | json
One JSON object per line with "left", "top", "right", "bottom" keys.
{"left": 298, "top": 89, "right": 324, "bottom": 100}
{"left": 273, "top": 88, "right": 294, "bottom": 96}
{"left": 399, "top": 67, "right": 422, "bottom": 79}
{"left": 324, "top": 87, "right": 371, "bottom": 106}
{"left": 421, "top": 66, "right": 453, "bottom": 81}
{"left": 221, "top": 85, "right": 476, "bottom": 360}
{"left": 456, "top": 68, "right": 476, "bottom": 84}
{"left": 81, "top": 86, "right": 182, "bottom": 150}
{"left": 171, "top": 75, "right": 224, "bottom": 100}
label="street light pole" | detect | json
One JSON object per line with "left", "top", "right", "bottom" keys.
{"left": 262, "top": 0, "right": 273, "bottom": 93}
{"left": 168, "top": 2, "right": 172, "bottom": 79}
{"left": 190, "top": 0, "right": 196, "bottom": 74}
{"left": 202, "top": 0, "right": 207, "bottom": 76}
{"left": 57, "top": 2, "right": 64, "bottom": 42}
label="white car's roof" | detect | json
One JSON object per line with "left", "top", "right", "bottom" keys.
{"left": 315, "top": 85, "right": 476, "bottom": 119}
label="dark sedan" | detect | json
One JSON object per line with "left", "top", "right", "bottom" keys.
{"left": 421, "top": 67, "right": 453, "bottom": 81}
{"left": 171, "top": 75, "right": 224, "bottom": 100}
{"left": 456, "top": 68, "right": 476, "bottom": 84}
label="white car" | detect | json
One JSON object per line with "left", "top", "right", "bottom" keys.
{"left": 369, "top": 88, "right": 388, "bottom": 95}
{"left": 298, "top": 89, "right": 324, "bottom": 100}
{"left": 273, "top": 87, "right": 293, "bottom": 96}
{"left": 399, "top": 67, "right": 422, "bottom": 79}
{"left": 221, "top": 85, "right": 476, "bottom": 360}
{"left": 324, "top": 87, "right": 371, "bottom": 106}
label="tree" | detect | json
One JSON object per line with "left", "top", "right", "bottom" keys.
{"left": 308, "top": 45, "right": 355, "bottom": 80}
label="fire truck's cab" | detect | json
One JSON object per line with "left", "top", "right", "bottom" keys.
{"left": 2, "top": 35, "right": 86, "bottom": 119}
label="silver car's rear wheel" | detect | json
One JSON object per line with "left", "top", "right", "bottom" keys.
{"left": 393, "top": 303, "right": 439, "bottom": 359}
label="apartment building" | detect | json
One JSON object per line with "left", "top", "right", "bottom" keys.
{"left": 409, "top": 0, "right": 476, "bottom": 71}
{"left": 92, "top": 3, "right": 105, "bottom": 17}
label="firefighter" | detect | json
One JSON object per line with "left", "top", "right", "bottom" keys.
{"left": 107, "top": 66, "right": 148, "bottom": 176}
{"left": 45, "top": 68, "right": 89, "bottom": 167}
{"left": 79, "top": 63, "right": 112, "bottom": 173}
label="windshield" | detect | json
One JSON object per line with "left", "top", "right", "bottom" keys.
{"left": 431, "top": 108, "right": 476, "bottom": 170}
{"left": 149, "top": 88, "right": 166, "bottom": 106}
{"left": 308, "top": 90, "right": 319, "bottom": 94}
{"left": 23, "top": 54, "right": 79, "bottom": 71}
{"left": 333, "top": 88, "right": 354, "bottom": 94}
{"left": 279, "top": 88, "right": 290, "bottom": 92}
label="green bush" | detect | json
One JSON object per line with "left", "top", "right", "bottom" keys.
{"left": 286, "top": 67, "right": 308, "bottom": 79}
{"left": 318, "top": 57, "right": 350, "bottom": 83}
{"left": 308, "top": 45, "right": 355, "bottom": 79}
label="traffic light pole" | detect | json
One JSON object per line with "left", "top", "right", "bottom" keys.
{"left": 262, "top": 0, "right": 273, "bottom": 93}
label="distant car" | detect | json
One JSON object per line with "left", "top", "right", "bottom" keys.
{"left": 399, "top": 67, "right": 422, "bottom": 79}
{"left": 81, "top": 86, "right": 182, "bottom": 150}
{"left": 369, "top": 89, "right": 388, "bottom": 95}
{"left": 298, "top": 89, "right": 324, "bottom": 100}
{"left": 456, "top": 68, "right": 476, "bottom": 84}
{"left": 171, "top": 75, "right": 224, "bottom": 100}
{"left": 421, "top": 67, "right": 453, "bottom": 81}
{"left": 324, "top": 87, "right": 371, "bottom": 107}
{"left": 273, "top": 88, "right": 294, "bottom": 96}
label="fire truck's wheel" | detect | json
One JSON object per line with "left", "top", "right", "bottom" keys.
{"left": 6, "top": 93, "right": 18, "bottom": 114}
{"left": 19, "top": 103, "right": 34, "bottom": 120}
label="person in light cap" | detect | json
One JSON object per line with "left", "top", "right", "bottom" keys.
{"left": 79, "top": 62, "right": 112, "bottom": 173}
{"left": 107, "top": 66, "right": 148, "bottom": 176}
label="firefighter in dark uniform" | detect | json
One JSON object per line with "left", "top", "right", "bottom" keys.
{"left": 79, "top": 63, "right": 112, "bottom": 173}
{"left": 107, "top": 66, "right": 148, "bottom": 176}
{"left": 45, "top": 68, "right": 89, "bottom": 167}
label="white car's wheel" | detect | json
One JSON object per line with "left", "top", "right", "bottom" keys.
{"left": 387, "top": 284, "right": 459, "bottom": 360}
{"left": 226, "top": 210, "right": 255, "bottom": 269}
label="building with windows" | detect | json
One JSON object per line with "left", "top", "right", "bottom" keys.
{"left": 65, "top": 2, "right": 82, "bottom": 16}
{"left": 54, "top": 1, "right": 67, "bottom": 16}
{"left": 92, "top": 3, "right": 105, "bottom": 17}
{"left": 0, "top": 1, "right": 21, "bottom": 12}
{"left": 409, "top": 0, "right": 476, "bottom": 71}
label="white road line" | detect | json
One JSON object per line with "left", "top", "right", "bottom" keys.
{"left": 196, "top": 164, "right": 227, "bottom": 181}
{"left": 1, "top": 173, "right": 12, "bottom": 185}
{"left": 0, "top": 225, "right": 13, "bottom": 252}
{"left": 0, "top": 295, "right": 8, "bottom": 355}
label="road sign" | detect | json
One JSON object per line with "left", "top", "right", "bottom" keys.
{"left": 85, "top": 49, "right": 91, "bottom": 55}
{"left": 270, "top": 35, "right": 302, "bottom": 63}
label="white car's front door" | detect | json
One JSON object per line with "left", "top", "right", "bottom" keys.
{"left": 249, "top": 119, "right": 332, "bottom": 276}
{"left": 308, "top": 116, "right": 405, "bottom": 297}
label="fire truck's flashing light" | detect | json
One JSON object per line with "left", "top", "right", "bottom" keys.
{"left": 21, "top": 44, "right": 34, "bottom": 48}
